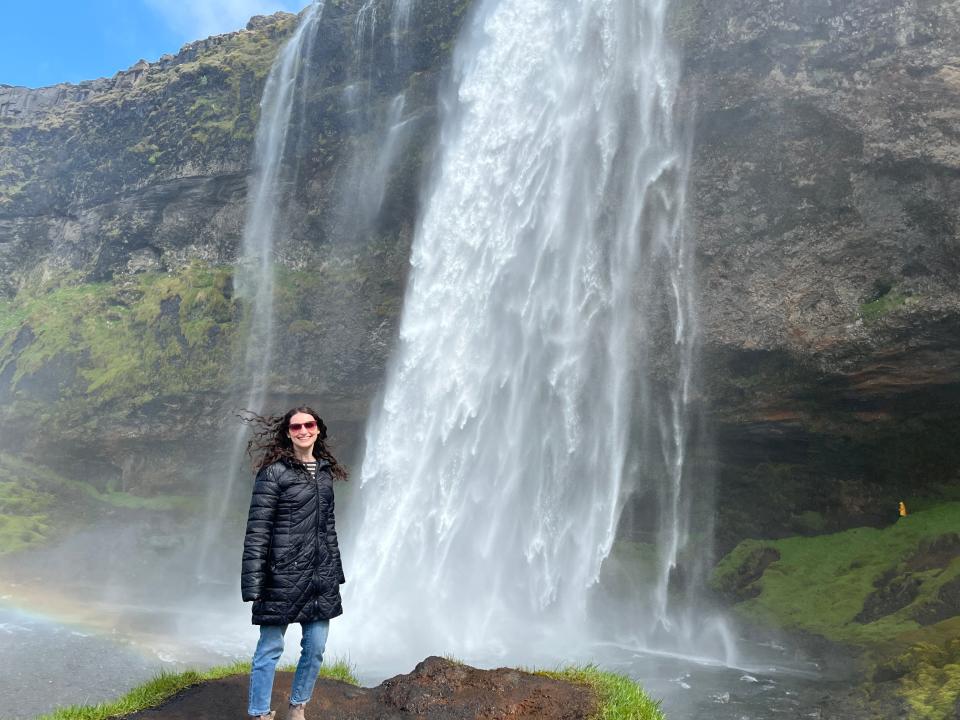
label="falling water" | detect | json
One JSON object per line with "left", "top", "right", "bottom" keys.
{"left": 342, "top": 0, "right": 423, "bottom": 235}
{"left": 350, "top": 92, "right": 419, "bottom": 226}
{"left": 354, "top": 0, "right": 380, "bottom": 69}
{"left": 338, "top": 0, "right": 725, "bottom": 668}
{"left": 390, "top": 0, "right": 415, "bottom": 57}
{"left": 195, "top": 2, "right": 326, "bottom": 579}
{"left": 355, "top": 0, "right": 416, "bottom": 61}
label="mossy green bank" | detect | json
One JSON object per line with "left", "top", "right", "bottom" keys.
{"left": 713, "top": 502, "right": 960, "bottom": 719}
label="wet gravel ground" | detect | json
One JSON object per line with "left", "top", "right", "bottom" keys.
{"left": 0, "top": 603, "right": 165, "bottom": 720}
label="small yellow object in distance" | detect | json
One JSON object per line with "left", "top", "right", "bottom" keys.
{"left": 899, "top": 501, "right": 908, "bottom": 517}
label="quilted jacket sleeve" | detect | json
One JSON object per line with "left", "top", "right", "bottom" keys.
{"left": 326, "top": 490, "right": 346, "bottom": 585}
{"left": 241, "top": 464, "right": 280, "bottom": 601}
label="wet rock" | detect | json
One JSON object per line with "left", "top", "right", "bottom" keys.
{"left": 121, "top": 657, "right": 598, "bottom": 720}
{"left": 855, "top": 573, "right": 921, "bottom": 624}
{"left": 912, "top": 575, "right": 960, "bottom": 626}
{"left": 713, "top": 544, "right": 781, "bottom": 602}
{"left": 906, "top": 533, "right": 960, "bottom": 572}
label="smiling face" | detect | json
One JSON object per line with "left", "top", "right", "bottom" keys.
{"left": 287, "top": 411, "right": 319, "bottom": 458}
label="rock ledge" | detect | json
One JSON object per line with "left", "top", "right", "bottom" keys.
{"left": 123, "top": 656, "right": 598, "bottom": 720}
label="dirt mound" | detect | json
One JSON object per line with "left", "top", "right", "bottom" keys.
{"left": 122, "top": 656, "right": 597, "bottom": 720}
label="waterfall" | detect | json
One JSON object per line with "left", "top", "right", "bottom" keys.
{"left": 194, "top": 2, "right": 326, "bottom": 580}
{"left": 338, "top": 0, "right": 724, "bottom": 668}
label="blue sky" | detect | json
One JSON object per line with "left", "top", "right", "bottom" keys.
{"left": 1, "top": 1, "right": 307, "bottom": 88}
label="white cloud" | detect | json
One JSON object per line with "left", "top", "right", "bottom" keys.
{"left": 144, "top": 0, "right": 306, "bottom": 41}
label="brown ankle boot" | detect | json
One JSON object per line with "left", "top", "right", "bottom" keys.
{"left": 288, "top": 702, "right": 306, "bottom": 720}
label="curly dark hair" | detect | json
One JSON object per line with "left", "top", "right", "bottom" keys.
{"left": 243, "top": 406, "right": 349, "bottom": 481}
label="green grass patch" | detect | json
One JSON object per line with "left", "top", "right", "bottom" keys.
{"left": 538, "top": 666, "right": 666, "bottom": 720}
{"left": 36, "top": 658, "right": 357, "bottom": 720}
{"left": 859, "top": 290, "right": 910, "bottom": 322}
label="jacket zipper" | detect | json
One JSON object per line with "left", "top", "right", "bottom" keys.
{"left": 313, "top": 462, "right": 321, "bottom": 617}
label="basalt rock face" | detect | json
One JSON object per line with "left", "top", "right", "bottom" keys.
{"left": 671, "top": 0, "right": 960, "bottom": 548}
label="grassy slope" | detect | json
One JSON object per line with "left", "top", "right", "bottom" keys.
{"left": 712, "top": 502, "right": 960, "bottom": 719}
{"left": 539, "top": 666, "right": 666, "bottom": 720}
{"left": 36, "top": 661, "right": 664, "bottom": 720}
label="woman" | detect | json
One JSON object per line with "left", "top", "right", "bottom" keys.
{"left": 241, "top": 406, "right": 348, "bottom": 720}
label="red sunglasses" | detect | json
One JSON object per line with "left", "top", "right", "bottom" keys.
{"left": 289, "top": 421, "right": 317, "bottom": 432}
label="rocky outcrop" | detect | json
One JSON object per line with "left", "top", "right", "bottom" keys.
{"left": 121, "top": 658, "right": 598, "bottom": 720}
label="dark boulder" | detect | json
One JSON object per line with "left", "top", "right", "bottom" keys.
{"left": 855, "top": 572, "right": 921, "bottom": 624}
{"left": 712, "top": 544, "right": 781, "bottom": 602}
{"left": 912, "top": 575, "right": 960, "bottom": 626}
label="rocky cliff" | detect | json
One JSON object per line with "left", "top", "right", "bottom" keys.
{"left": 0, "top": 1, "right": 466, "bottom": 488}
{"left": 675, "top": 0, "right": 960, "bottom": 548}
{"left": 0, "top": 0, "right": 957, "bottom": 543}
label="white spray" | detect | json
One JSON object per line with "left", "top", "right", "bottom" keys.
{"left": 195, "top": 2, "right": 326, "bottom": 579}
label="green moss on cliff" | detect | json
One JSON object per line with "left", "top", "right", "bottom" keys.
{"left": 0, "top": 476, "right": 53, "bottom": 554}
{"left": 859, "top": 290, "right": 910, "bottom": 322}
{"left": 0, "top": 297, "right": 27, "bottom": 336}
{"left": 893, "top": 628, "right": 960, "bottom": 719}
{"left": 0, "top": 264, "right": 238, "bottom": 425}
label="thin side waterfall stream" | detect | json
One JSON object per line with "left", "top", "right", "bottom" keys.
{"left": 195, "top": 1, "right": 326, "bottom": 581}
{"left": 335, "top": 0, "right": 730, "bottom": 669}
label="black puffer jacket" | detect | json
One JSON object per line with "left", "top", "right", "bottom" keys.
{"left": 241, "top": 459, "right": 345, "bottom": 625}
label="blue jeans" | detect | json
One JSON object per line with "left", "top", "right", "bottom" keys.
{"left": 247, "top": 620, "right": 330, "bottom": 716}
